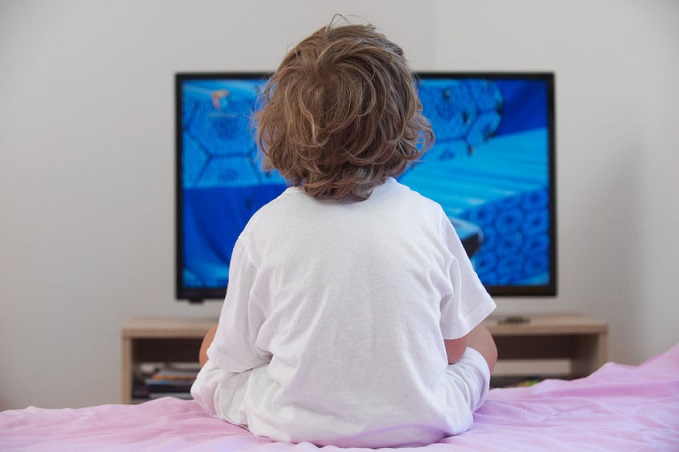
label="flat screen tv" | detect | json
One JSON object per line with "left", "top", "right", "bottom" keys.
{"left": 176, "top": 72, "right": 556, "bottom": 302}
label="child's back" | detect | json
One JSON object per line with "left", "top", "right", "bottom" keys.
{"left": 194, "top": 179, "right": 495, "bottom": 447}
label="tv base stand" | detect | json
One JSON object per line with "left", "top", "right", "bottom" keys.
{"left": 484, "top": 312, "right": 608, "bottom": 385}
{"left": 121, "top": 312, "right": 608, "bottom": 403}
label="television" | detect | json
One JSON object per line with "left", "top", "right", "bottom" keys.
{"left": 176, "top": 72, "right": 556, "bottom": 302}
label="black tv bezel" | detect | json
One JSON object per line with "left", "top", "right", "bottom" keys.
{"left": 175, "top": 71, "right": 557, "bottom": 302}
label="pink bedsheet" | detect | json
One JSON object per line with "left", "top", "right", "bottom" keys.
{"left": 2, "top": 344, "right": 678, "bottom": 451}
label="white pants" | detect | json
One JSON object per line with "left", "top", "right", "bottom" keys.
{"left": 191, "top": 346, "right": 491, "bottom": 431}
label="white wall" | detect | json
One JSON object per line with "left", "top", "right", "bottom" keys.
{"left": 0, "top": 0, "right": 677, "bottom": 410}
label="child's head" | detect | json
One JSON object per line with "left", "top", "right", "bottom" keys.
{"left": 256, "top": 19, "right": 434, "bottom": 200}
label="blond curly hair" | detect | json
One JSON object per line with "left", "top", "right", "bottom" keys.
{"left": 256, "top": 21, "right": 434, "bottom": 200}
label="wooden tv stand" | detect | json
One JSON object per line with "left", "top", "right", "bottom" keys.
{"left": 121, "top": 313, "right": 608, "bottom": 403}
{"left": 484, "top": 313, "right": 608, "bottom": 384}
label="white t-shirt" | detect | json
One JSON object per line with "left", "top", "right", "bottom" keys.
{"left": 192, "top": 178, "right": 496, "bottom": 447}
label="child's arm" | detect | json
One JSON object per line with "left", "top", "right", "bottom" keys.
{"left": 199, "top": 325, "right": 218, "bottom": 367}
{"left": 466, "top": 324, "right": 498, "bottom": 372}
{"left": 445, "top": 336, "right": 468, "bottom": 364}
{"left": 445, "top": 324, "right": 497, "bottom": 371}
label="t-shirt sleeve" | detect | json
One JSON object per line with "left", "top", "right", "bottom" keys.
{"left": 439, "top": 216, "right": 496, "bottom": 339}
{"left": 206, "top": 237, "right": 269, "bottom": 373}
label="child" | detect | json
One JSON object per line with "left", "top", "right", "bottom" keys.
{"left": 191, "top": 19, "right": 498, "bottom": 448}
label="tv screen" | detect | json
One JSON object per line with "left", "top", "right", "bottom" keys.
{"left": 176, "top": 72, "right": 556, "bottom": 302}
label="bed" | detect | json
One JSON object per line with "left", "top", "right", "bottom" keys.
{"left": 2, "top": 343, "right": 678, "bottom": 451}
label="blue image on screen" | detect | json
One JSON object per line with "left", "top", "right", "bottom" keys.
{"left": 179, "top": 75, "right": 552, "bottom": 294}
{"left": 400, "top": 77, "right": 551, "bottom": 286}
{"left": 180, "top": 79, "right": 287, "bottom": 290}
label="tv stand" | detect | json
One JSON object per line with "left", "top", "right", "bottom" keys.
{"left": 121, "top": 312, "right": 608, "bottom": 403}
{"left": 484, "top": 313, "right": 608, "bottom": 385}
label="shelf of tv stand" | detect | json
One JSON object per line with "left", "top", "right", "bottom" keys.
{"left": 121, "top": 313, "right": 608, "bottom": 403}
{"left": 484, "top": 312, "right": 608, "bottom": 385}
